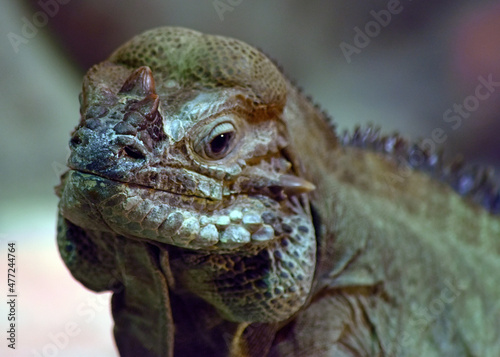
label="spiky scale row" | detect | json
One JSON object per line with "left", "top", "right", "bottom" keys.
{"left": 291, "top": 76, "right": 499, "bottom": 215}
{"left": 341, "top": 124, "right": 500, "bottom": 214}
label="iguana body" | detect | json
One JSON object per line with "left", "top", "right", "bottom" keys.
{"left": 56, "top": 27, "right": 500, "bottom": 356}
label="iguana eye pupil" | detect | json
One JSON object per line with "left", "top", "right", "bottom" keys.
{"left": 200, "top": 121, "right": 237, "bottom": 159}
{"left": 209, "top": 132, "right": 232, "bottom": 156}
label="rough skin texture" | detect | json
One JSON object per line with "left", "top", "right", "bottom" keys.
{"left": 57, "top": 27, "right": 500, "bottom": 356}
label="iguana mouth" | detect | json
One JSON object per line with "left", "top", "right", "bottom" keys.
{"left": 59, "top": 169, "right": 314, "bottom": 252}
{"left": 71, "top": 167, "right": 222, "bottom": 202}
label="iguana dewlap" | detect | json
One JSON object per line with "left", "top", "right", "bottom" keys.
{"left": 56, "top": 27, "right": 500, "bottom": 357}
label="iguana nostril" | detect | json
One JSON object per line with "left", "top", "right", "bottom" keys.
{"left": 69, "top": 133, "right": 82, "bottom": 146}
{"left": 122, "top": 145, "right": 146, "bottom": 160}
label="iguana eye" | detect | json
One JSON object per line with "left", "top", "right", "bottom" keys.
{"left": 207, "top": 123, "right": 235, "bottom": 157}
{"left": 196, "top": 121, "right": 237, "bottom": 160}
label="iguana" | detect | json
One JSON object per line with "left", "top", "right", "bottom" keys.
{"left": 56, "top": 27, "right": 500, "bottom": 357}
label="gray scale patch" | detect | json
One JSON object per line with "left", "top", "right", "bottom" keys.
{"left": 215, "top": 216, "right": 230, "bottom": 228}
{"left": 123, "top": 195, "right": 143, "bottom": 211}
{"left": 142, "top": 204, "right": 170, "bottom": 230}
{"left": 199, "top": 224, "right": 219, "bottom": 244}
{"left": 211, "top": 184, "right": 223, "bottom": 200}
{"left": 221, "top": 225, "right": 250, "bottom": 244}
{"left": 160, "top": 211, "right": 184, "bottom": 235}
{"left": 229, "top": 210, "right": 243, "bottom": 222}
{"left": 197, "top": 180, "right": 212, "bottom": 198}
{"left": 169, "top": 119, "right": 185, "bottom": 142}
{"left": 126, "top": 199, "right": 154, "bottom": 223}
{"left": 226, "top": 164, "right": 242, "bottom": 176}
{"left": 174, "top": 217, "right": 200, "bottom": 245}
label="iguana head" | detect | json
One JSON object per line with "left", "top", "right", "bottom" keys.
{"left": 59, "top": 27, "right": 317, "bottom": 322}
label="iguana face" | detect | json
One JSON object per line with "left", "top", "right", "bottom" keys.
{"left": 58, "top": 27, "right": 317, "bottom": 322}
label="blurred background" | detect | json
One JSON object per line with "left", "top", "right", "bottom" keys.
{"left": 0, "top": 0, "right": 499, "bottom": 355}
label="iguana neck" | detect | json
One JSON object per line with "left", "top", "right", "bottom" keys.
{"left": 283, "top": 77, "right": 500, "bottom": 305}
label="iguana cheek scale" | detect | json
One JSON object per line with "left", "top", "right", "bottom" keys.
{"left": 57, "top": 27, "right": 500, "bottom": 356}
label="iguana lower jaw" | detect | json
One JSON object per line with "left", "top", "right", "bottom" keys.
{"left": 167, "top": 226, "right": 317, "bottom": 323}
{"left": 59, "top": 167, "right": 317, "bottom": 323}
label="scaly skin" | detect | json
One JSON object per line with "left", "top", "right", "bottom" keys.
{"left": 56, "top": 27, "right": 500, "bottom": 356}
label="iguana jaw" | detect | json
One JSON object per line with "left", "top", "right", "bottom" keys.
{"left": 59, "top": 168, "right": 315, "bottom": 251}
{"left": 58, "top": 168, "right": 318, "bottom": 322}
